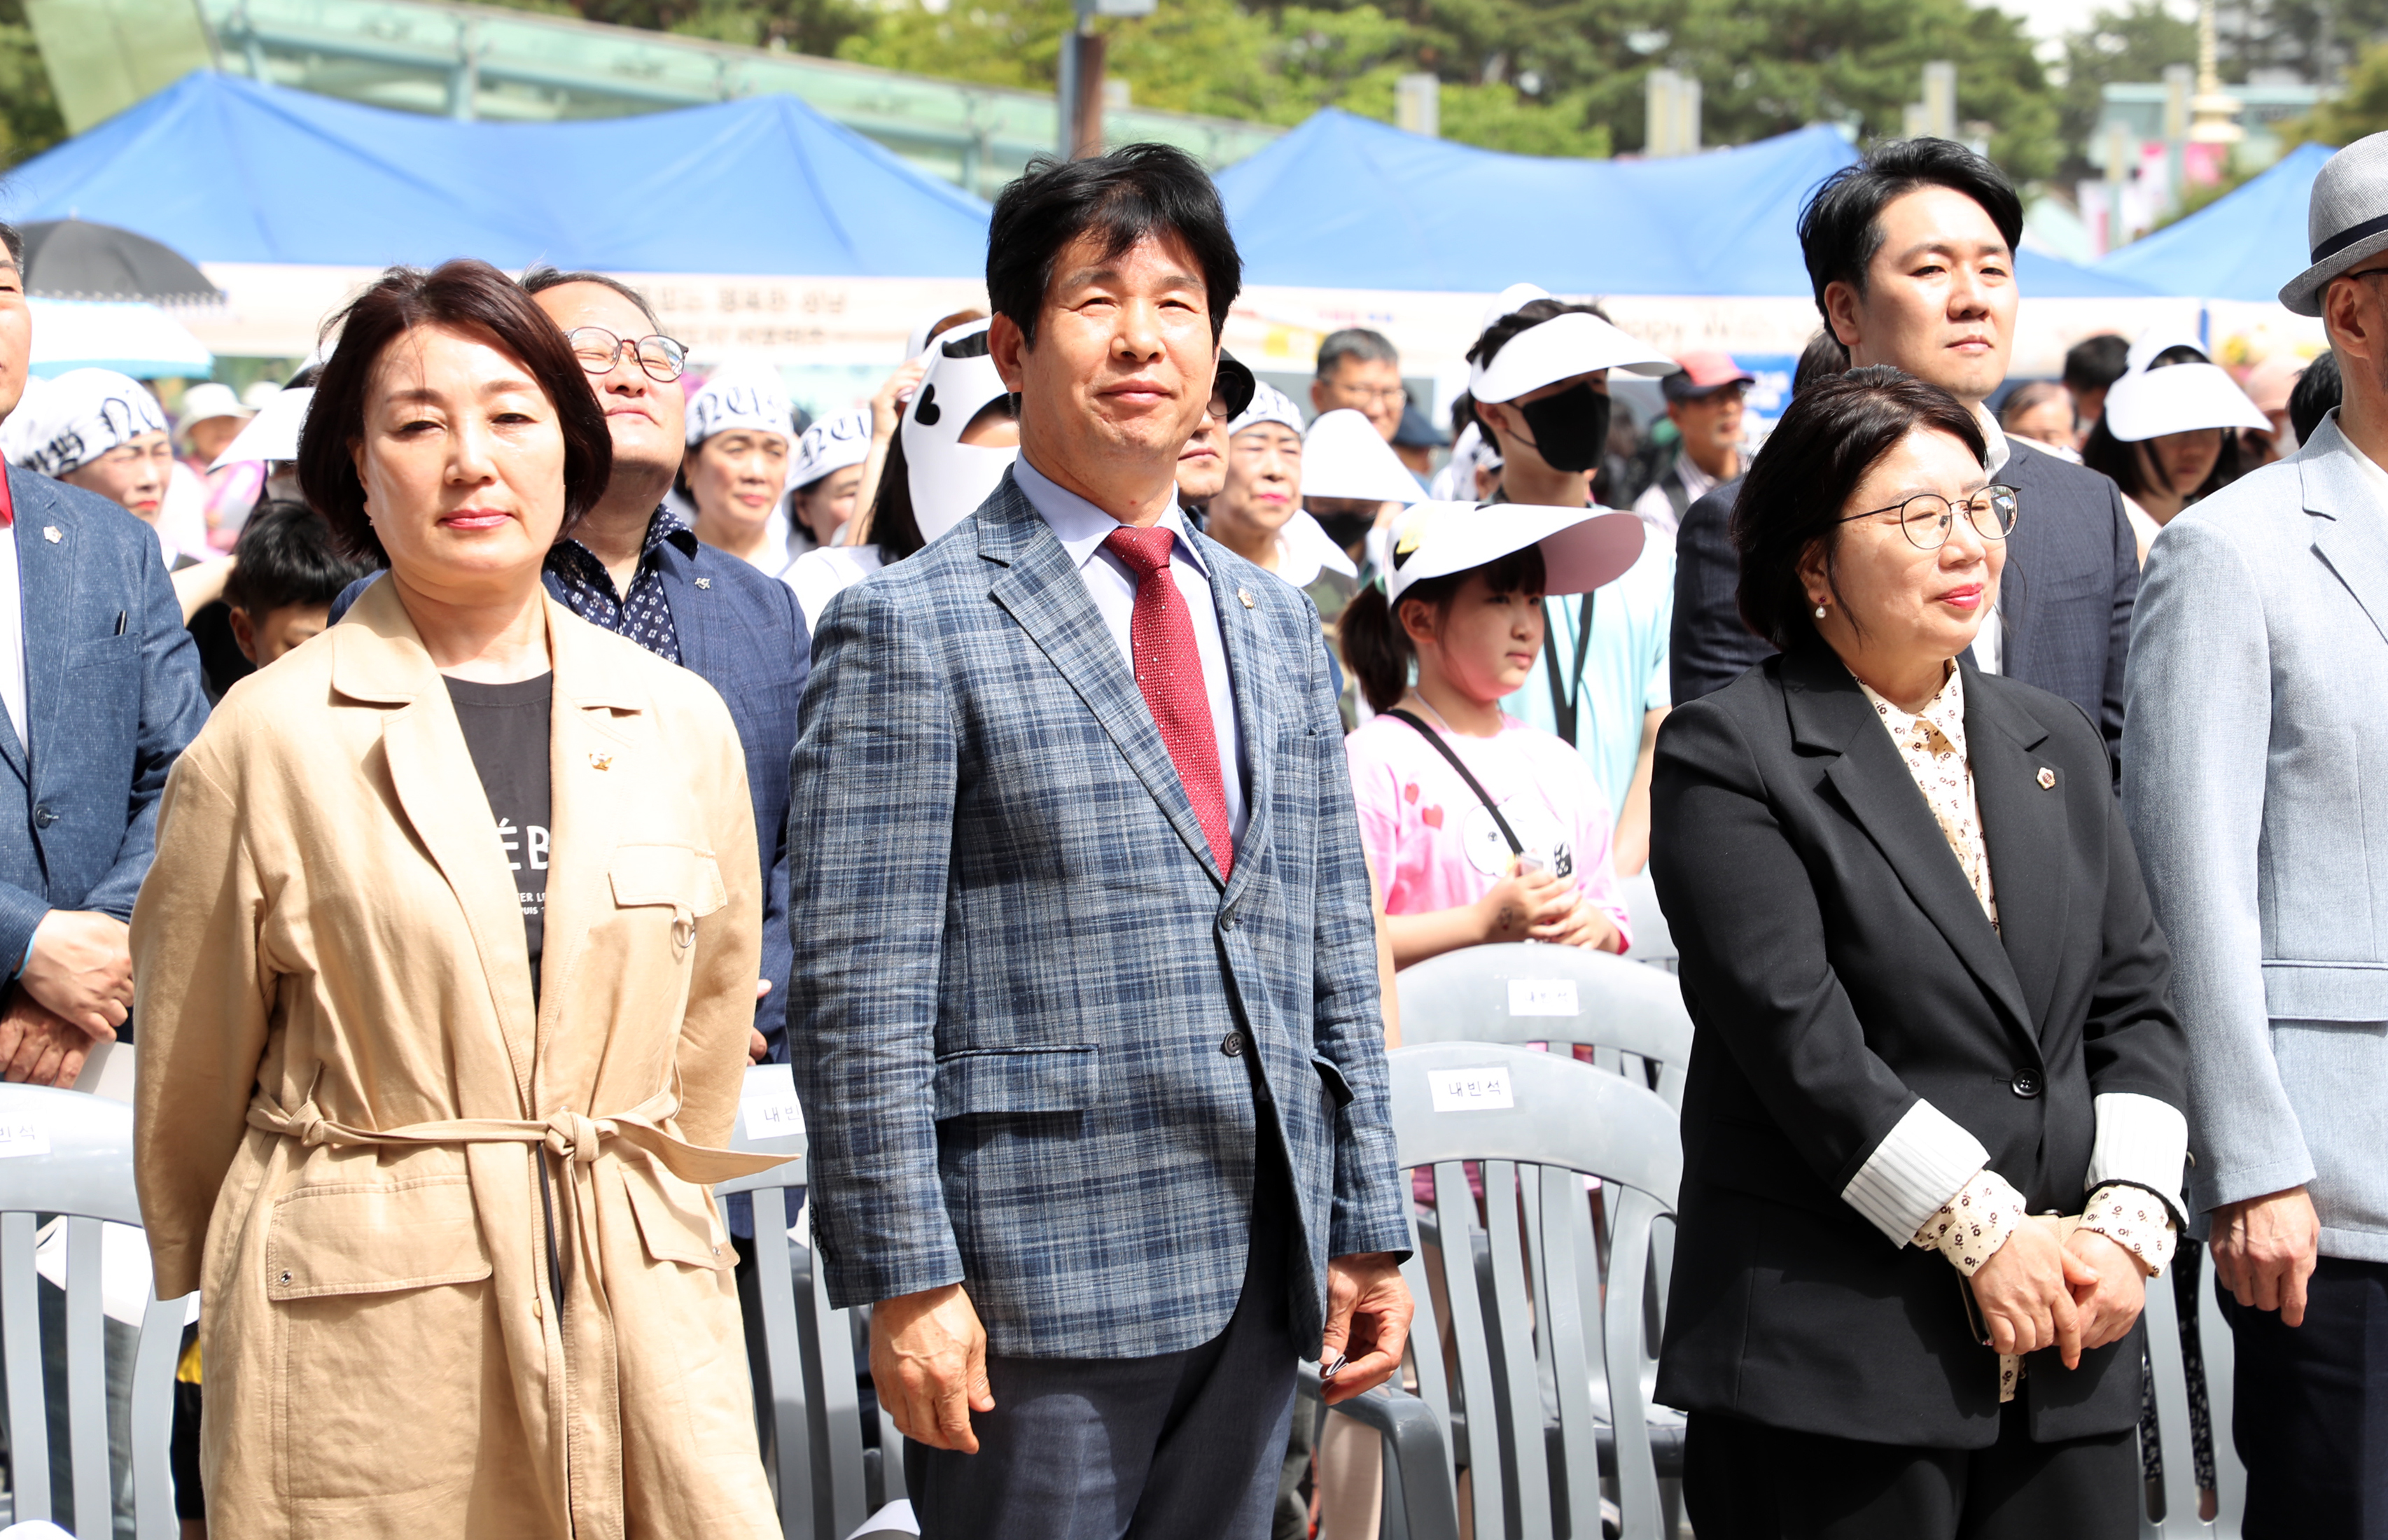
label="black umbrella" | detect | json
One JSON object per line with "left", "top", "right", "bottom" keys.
{"left": 18, "top": 218, "right": 223, "bottom": 306}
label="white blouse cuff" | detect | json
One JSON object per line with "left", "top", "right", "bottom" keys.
{"left": 1843, "top": 1099, "right": 1991, "bottom": 1248}
{"left": 2086, "top": 1092, "right": 2191, "bottom": 1224}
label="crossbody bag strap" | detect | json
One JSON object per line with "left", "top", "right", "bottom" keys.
{"left": 1386, "top": 709, "right": 1523, "bottom": 855}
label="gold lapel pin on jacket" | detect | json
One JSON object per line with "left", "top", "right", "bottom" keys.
{"left": 1238, "top": 587, "right": 1255, "bottom": 608}
{"left": 41, "top": 526, "right": 59, "bottom": 543}
{"left": 591, "top": 752, "right": 614, "bottom": 771}
{"left": 2037, "top": 767, "right": 2056, "bottom": 789}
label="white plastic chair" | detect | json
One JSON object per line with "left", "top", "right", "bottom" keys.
{"left": 1616, "top": 869, "right": 1678, "bottom": 974}
{"left": 1375, "top": 1042, "right": 1684, "bottom": 1540}
{"left": 1393, "top": 943, "right": 1694, "bottom": 1112}
{"left": 719, "top": 1065, "right": 905, "bottom": 1540}
{"left": 0, "top": 1083, "right": 193, "bottom": 1539}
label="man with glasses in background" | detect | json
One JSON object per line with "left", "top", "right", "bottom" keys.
{"left": 1311, "top": 328, "right": 1406, "bottom": 444}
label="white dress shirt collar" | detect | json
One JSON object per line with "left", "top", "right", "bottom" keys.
{"left": 1012, "top": 455, "right": 1213, "bottom": 580}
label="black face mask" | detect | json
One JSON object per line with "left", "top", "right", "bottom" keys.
{"left": 1315, "top": 511, "right": 1376, "bottom": 553}
{"left": 1515, "top": 383, "right": 1612, "bottom": 475}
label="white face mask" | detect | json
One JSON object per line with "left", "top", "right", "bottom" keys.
{"left": 898, "top": 319, "right": 1018, "bottom": 542}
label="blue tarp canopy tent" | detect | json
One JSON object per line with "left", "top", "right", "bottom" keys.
{"left": 2097, "top": 141, "right": 2333, "bottom": 302}
{"left": 0, "top": 71, "right": 991, "bottom": 276}
{"left": 1215, "top": 108, "right": 2152, "bottom": 298}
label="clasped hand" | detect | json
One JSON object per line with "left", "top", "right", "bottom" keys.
{"left": 1967, "top": 1219, "right": 2149, "bottom": 1367}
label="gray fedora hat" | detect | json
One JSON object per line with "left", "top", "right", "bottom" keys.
{"left": 2282, "top": 131, "right": 2388, "bottom": 315}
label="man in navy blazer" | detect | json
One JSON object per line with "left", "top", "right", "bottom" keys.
{"left": 788, "top": 147, "right": 1412, "bottom": 1538}
{"left": 332, "top": 270, "right": 809, "bottom": 1056}
{"left": 1668, "top": 141, "right": 2139, "bottom": 763}
{"left": 0, "top": 231, "right": 208, "bottom": 1086}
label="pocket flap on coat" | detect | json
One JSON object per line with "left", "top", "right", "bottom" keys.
{"left": 622, "top": 1166, "right": 734, "bottom": 1270}
{"left": 933, "top": 1045, "right": 1099, "bottom": 1121}
{"left": 609, "top": 844, "right": 727, "bottom": 918}
{"left": 265, "top": 1176, "right": 494, "bottom": 1300}
{"left": 1311, "top": 1055, "right": 1355, "bottom": 1110}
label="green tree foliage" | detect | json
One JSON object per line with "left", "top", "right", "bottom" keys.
{"left": 2291, "top": 38, "right": 2388, "bottom": 146}
{"left": 2052, "top": 2, "right": 2202, "bottom": 181}
{"left": 0, "top": 0, "right": 65, "bottom": 166}
{"left": 481, "top": 0, "right": 873, "bottom": 57}
{"left": 839, "top": 0, "right": 1606, "bottom": 155}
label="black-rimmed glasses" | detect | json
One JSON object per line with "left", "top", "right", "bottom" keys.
{"left": 564, "top": 326, "right": 689, "bottom": 382}
{"left": 1839, "top": 485, "right": 2018, "bottom": 551}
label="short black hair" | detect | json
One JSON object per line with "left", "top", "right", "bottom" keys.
{"left": 299, "top": 259, "right": 614, "bottom": 566}
{"left": 1796, "top": 139, "right": 2025, "bottom": 333}
{"left": 2291, "top": 350, "right": 2342, "bottom": 445}
{"left": 0, "top": 222, "right": 20, "bottom": 272}
{"left": 2062, "top": 333, "right": 2130, "bottom": 396}
{"left": 223, "top": 502, "right": 375, "bottom": 616}
{"left": 1732, "top": 365, "right": 1987, "bottom": 651}
{"left": 519, "top": 265, "right": 661, "bottom": 331}
{"left": 1793, "top": 328, "right": 1852, "bottom": 395}
{"left": 986, "top": 143, "right": 1241, "bottom": 348}
{"left": 1317, "top": 328, "right": 1397, "bottom": 377}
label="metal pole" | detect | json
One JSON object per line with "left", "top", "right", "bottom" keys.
{"left": 1071, "top": 22, "right": 1105, "bottom": 158}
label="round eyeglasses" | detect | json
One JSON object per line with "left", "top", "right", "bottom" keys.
{"left": 564, "top": 326, "right": 688, "bottom": 383}
{"left": 1839, "top": 485, "right": 2018, "bottom": 551}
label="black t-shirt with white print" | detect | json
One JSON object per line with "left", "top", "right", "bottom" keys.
{"left": 445, "top": 673, "right": 553, "bottom": 993}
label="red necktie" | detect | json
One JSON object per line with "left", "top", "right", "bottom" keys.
{"left": 1103, "top": 525, "right": 1233, "bottom": 877}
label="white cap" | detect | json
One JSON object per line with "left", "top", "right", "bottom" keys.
{"left": 241, "top": 379, "right": 283, "bottom": 410}
{"left": 2102, "top": 332, "right": 2272, "bottom": 442}
{"left": 1469, "top": 310, "right": 1678, "bottom": 403}
{"left": 209, "top": 385, "right": 312, "bottom": 470}
{"left": 900, "top": 318, "right": 1017, "bottom": 542}
{"left": 685, "top": 362, "right": 795, "bottom": 449}
{"left": 1302, "top": 409, "right": 1425, "bottom": 505}
{"left": 2, "top": 369, "right": 168, "bottom": 477}
{"left": 791, "top": 409, "right": 870, "bottom": 490}
{"left": 1367, "top": 500, "right": 1647, "bottom": 606}
{"left": 175, "top": 382, "right": 253, "bottom": 441}
{"left": 1229, "top": 382, "right": 1305, "bottom": 439}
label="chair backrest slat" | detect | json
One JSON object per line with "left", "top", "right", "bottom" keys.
{"left": 750, "top": 1185, "right": 816, "bottom": 1534}
{"left": 1428, "top": 1161, "right": 1507, "bottom": 1540}
{"left": 1479, "top": 1161, "right": 1553, "bottom": 1536}
{"left": 1535, "top": 1164, "right": 1607, "bottom": 1540}
{"left": 797, "top": 1205, "right": 871, "bottom": 1539}
{"left": 3, "top": 1207, "right": 50, "bottom": 1522}
{"left": 131, "top": 1292, "right": 189, "bottom": 1540}
{"left": 1601, "top": 1188, "right": 1667, "bottom": 1534}
{"left": 65, "top": 1216, "right": 113, "bottom": 1532}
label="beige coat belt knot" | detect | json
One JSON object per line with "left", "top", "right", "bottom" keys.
{"left": 244, "top": 1090, "right": 794, "bottom": 1185}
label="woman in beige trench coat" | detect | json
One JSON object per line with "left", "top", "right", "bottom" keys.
{"left": 128, "top": 260, "right": 785, "bottom": 1539}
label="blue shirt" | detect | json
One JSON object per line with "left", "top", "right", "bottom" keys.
{"left": 1502, "top": 531, "right": 1674, "bottom": 818}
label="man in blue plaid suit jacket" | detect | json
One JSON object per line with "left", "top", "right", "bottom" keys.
{"left": 787, "top": 147, "right": 1413, "bottom": 1538}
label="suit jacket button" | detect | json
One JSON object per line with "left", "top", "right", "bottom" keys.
{"left": 1220, "top": 1031, "right": 1245, "bottom": 1058}
{"left": 32, "top": 806, "right": 54, "bottom": 829}
{"left": 2011, "top": 1069, "right": 2043, "bottom": 1098}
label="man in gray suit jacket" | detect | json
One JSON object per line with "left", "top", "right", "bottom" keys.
{"left": 2123, "top": 133, "right": 2388, "bottom": 1534}
{"left": 0, "top": 228, "right": 205, "bottom": 1090}
{"left": 787, "top": 146, "right": 1413, "bottom": 1539}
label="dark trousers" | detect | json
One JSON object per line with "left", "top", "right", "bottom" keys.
{"left": 906, "top": 1154, "right": 1301, "bottom": 1540}
{"left": 2223, "top": 1254, "right": 2388, "bottom": 1539}
{"left": 1683, "top": 1402, "right": 2137, "bottom": 1540}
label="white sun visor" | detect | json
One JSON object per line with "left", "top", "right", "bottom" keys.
{"left": 1301, "top": 409, "right": 1426, "bottom": 505}
{"left": 1369, "top": 500, "right": 1647, "bottom": 606}
{"left": 209, "top": 385, "right": 313, "bottom": 470}
{"left": 1467, "top": 312, "right": 1680, "bottom": 403}
{"left": 2103, "top": 361, "right": 2272, "bottom": 442}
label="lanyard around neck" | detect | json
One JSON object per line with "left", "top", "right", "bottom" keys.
{"left": 1542, "top": 594, "right": 1595, "bottom": 748}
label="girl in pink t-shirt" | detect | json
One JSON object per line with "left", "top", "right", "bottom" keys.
{"left": 1341, "top": 503, "right": 1640, "bottom": 967}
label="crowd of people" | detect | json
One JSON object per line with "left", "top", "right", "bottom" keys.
{"left": 0, "top": 118, "right": 2376, "bottom": 1540}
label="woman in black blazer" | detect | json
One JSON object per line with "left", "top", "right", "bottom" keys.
{"left": 1649, "top": 368, "right": 2188, "bottom": 1539}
